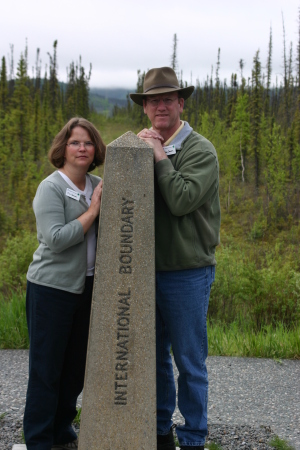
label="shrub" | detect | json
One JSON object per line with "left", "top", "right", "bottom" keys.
{"left": 0, "top": 231, "right": 37, "bottom": 293}
{"left": 209, "top": 243, "right": 300, "bottom": 329}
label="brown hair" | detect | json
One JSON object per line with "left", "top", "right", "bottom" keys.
{"left": 48, "top": 117, "right": 106, "bottom": 172}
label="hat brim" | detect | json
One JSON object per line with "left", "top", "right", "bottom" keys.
{"left": 130, "top": 86, "right": 194, "bottom": 106}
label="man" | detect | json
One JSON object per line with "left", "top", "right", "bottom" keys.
{"left": 130, "top": 67, "right": 220, "bottom": 450}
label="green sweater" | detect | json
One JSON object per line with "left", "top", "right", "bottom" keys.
{"left": 27, "top": 171, "right": 101, "bottom": 293}
{"left": 155, "top": 122, "right": 220, "bottom": 270}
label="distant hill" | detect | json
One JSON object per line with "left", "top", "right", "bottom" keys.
{"left": 89, "top": 87, "right": 134, "bottom": 115}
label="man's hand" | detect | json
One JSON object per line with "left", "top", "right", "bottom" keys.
{"left": 137, "top": 129, "right": 168, "bottom": 163}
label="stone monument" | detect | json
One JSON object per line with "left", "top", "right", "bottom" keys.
{"left": 78, "top": 132, "right": 156, "bottom": 450}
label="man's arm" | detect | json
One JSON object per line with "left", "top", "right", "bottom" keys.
{"left": 155, "top": 139, "right": 219, "bottom": 217}
{"left": 138, "top": 129, "right": 219, "bottom": 217}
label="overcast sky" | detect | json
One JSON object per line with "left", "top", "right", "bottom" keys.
{"left": 0, "top": 0, "right": 299, "bottom": 89}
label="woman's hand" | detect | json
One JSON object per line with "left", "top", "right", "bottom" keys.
{"left": 89, "top": 180, "right": 103, "bottom": 217}
{"left": 77, "top": 180, "right": 103, "bottom": 234}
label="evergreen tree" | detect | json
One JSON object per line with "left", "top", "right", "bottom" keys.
{"left": 170, "top": 34, "right": 179, "bottom": 76}
{"left": 11, "top": 52, "right": 31, "bottom": 157}
{"left": 77, "top": 59, "right": 91, "bottom": 118}
{"left": 32, "top": 91, "right": 41, "bottom": 161}
{"left": 65, "top": 58, "right": 91, "bottom": 119}
{"left": 265, "top": 27, "right": 272, "bottom": 118}
{"left": 214, "top": 48, "right": 221, "bottom": 116}
{"left": 282, "top": 14, "right": 291, "bottom": 129}
{"left": 34, "top": 48, "right": 42, "bottom": 92}
{"left": 47, "top": 40, "right": 60, "bottom": 117}
{"left": 40, "top": 68, "right": 52, "bottom": 153}
{"left": 0, "top": 57, "right": 9, "bottom": 149}
{"left": 0, "top": 57, "right": 9, "bottom": 116}
{"left": 65, "top": 61, "right": 77, "bottom": 119}
{"left": 250, "top": 51, "right": 263, "bottom": 190}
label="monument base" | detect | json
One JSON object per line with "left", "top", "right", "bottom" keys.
{"left": 11, "top": 443, "right": 180, "bottom": 449}
{"left": 11, "top": 446, "right": 181, "bottom": 450}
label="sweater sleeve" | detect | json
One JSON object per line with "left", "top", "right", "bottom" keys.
{"left": 33, "top": 180, "right": 85, "bottom": 253}
{"left": 154, "top": 141, "right": 218, "bottom": 217}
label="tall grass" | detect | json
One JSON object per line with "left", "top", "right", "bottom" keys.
{"left": 207, "top": 321, "right": 300, "bottom": 359}
{"left": 209, "top": 240, "right": 300, "bottom": 330}
{"left": 0, "top": 290, "right": 29, "bottom": 349}
{"left": 0, "top": 291, "right": 299, "bottom": 359}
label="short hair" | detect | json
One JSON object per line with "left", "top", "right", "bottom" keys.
{"left": 48, "top": 117, "right": 106, "bottom": 172}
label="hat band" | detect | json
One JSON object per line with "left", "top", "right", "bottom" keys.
{"left": 144, "top": 84, "right": 179, "bottom": 93}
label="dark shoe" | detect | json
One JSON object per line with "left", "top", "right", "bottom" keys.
{"left": 157, "top": 427, "right": 176, "bottom": 450}
{"left": 52, "top": 439, "right": 78, "bottom": 449}
{"left": 180, "top": 447, "right": 204, "bottom": 450}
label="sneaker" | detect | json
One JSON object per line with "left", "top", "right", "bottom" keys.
{"left": 157, "top": 428, "right": 176, "bottom": 450}
{"left": 52, "top": 439, "right": 78, "bottom": 449}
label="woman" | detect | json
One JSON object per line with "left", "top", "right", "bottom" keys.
{"left": 24, "top": 117, "right": 106, "bottom": 450}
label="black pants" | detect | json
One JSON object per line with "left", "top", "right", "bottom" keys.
{"left": 23, "top": 278, "right": 93, "bottom": 450}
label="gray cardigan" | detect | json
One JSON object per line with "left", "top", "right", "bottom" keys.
{"left": 27, "top": 171, "right": 101, "bottom": 294}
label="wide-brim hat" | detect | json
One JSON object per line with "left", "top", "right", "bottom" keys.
{"left": 130, "top": 67, "right": 194, "bottom": 106}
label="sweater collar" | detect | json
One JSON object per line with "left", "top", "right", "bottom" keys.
{"left": 165, "top": 121, "right": 193, "bottom": 150}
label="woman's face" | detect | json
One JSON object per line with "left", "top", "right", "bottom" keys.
{"left": 64, "top": 126, "right": 95, "bottom": 173}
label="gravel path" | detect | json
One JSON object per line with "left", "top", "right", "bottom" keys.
{"left": 0, "top": 350, "right": 299, "bottom": 449}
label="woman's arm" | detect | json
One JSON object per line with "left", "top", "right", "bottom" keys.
{"left": 34, "top": 179, "right": 103, "bottom": 253}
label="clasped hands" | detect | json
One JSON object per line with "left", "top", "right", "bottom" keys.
{"left": 137, "top": 129, "right": 168, "bottom": 162}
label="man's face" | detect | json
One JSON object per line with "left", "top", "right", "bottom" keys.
{"left": 143, "top": 93, "right": 184, "bottom": 133}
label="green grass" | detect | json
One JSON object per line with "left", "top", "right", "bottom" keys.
{"left": 73, "top": 407, "right": 82, "bottom": 426}
{"left": 269, "top": 436, "right": 295, "bottom": 450}
{"left": 205, "top": 443, "right": 223, "bottom": 450}
{"left": 0, "top": 290, "right": 29, "bottom": 349}
{"left": 207, "top": 320, "right": 300, "bottom": 359}
{"left": 1, "top": 292, "right": 299, "bottom": 359}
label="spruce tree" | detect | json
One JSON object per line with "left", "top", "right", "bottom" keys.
{"left": 0, "top": 57, "right": 9, "bottom": 147}
{"left": 250, "top": 51, "right": 263, "bottom": 190}
{"left": 170, "top": 34, "right": 178, "bottom": 76}
{"left": 265, "top": 27, "right": 272, "bottom": 118}
{"left": 0, "top": 57, "right": 9, "bottom": 116}
{"left": 11, "top": 53, "right": 31, "bottom": 157}
{"left": 47, "top": 40, "right": 60, "bottom": 117}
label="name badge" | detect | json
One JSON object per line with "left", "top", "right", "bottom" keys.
{"left": 66, "top": 188, "right": 80, "bottom": 201}
{"left": 163, "top": 145, "right": 176, "bottom": 156}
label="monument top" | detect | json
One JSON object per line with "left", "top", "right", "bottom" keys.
{"left": 108, "top": 131, "right": 151, "bottom": 148}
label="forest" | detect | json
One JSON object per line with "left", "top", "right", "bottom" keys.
{"left": 0, "top": 20, "right": 299, "bottom": 348}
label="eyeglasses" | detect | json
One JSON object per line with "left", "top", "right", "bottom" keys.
{"left": 66, "top": 141, "right": 95, "bottom": 150}
{"left": 147, "top": 97, "right": 179, "bottom": 107}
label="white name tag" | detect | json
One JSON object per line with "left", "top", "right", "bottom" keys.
{"left": 66, "top": 188, "right": 80, "bottom": 201}
{"left": 163, "top": 145, "right": 176, "bottom": 156}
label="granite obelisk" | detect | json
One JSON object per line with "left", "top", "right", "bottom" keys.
{"left": 78, "top": 132, "right": 156, "bottom": 450}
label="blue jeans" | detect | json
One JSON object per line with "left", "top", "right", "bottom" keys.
{"left": 24, "top": 278, "right": 93, "bottom": 450}
{"left": 156, "top": 266, "right": 215, "bottom": 447}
